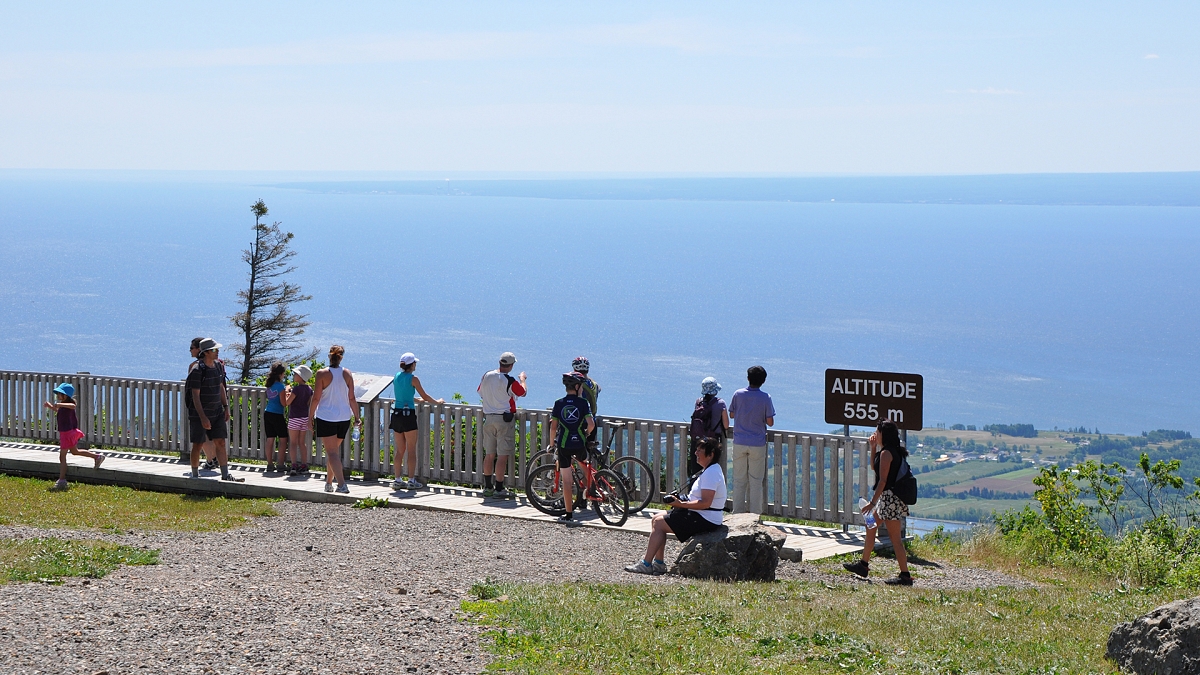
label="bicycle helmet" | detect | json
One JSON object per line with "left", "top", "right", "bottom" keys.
{"left": 701, "top": 376, "right": 721, "bottom": 396}
{"left": 571, "top": 356, "right": 590, "bottom": 374}
{"left": 562, "top": 372, "right": 587, "bottom": 387}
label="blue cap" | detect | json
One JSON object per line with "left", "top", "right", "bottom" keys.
{"left": 53, "top": 383, "right": 76, "bottom": 399}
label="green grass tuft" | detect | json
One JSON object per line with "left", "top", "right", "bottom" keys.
{"left": 0, "top": 475, "right": 280, "bottom": 532}
{"left": 352, "top": 496, "right": 389, "bottom": 509}
{"left": 0, "top": 537, "right": 158, "bottom": 585}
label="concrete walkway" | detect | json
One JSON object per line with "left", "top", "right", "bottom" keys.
{"left": 0, "top": 441, "right": 870, "bottom": 561}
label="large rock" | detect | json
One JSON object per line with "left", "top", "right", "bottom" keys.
{"left": 670, "top": 513, "right": 788, "bottom": 582}
{"left": 1107, "top": 596, "right": 1200, "bottom": 674}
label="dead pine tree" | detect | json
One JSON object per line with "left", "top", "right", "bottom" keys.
{"left": 229, "top": 199, "right": 318, "bottom": 383}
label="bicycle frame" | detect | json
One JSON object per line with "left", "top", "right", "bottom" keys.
{"left": 550, "top": 454, "right": 606, "bottom": 502}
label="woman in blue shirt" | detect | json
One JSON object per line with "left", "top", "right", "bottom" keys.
{"left": 390, "top": 353, "right": 443, "bottom": 490}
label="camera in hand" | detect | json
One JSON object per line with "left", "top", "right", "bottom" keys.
{"left": 663, "top": 494, "right": 677, "bottom": 504}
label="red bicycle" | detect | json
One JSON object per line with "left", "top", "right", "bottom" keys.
{"left": 525, "top": 445, "right": 630, "bottom": 526}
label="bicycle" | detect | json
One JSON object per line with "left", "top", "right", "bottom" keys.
{"left": 525, "top": 421, "right": 657, "bottom": 514}
{"left": 524, "top": 445, "right": 630, "bottom": 526}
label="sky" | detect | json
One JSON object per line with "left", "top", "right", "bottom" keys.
{"left": 0, "top": 2, "right": 1197, "bottom": 173}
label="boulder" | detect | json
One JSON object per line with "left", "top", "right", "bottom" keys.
{"left": 670, "top": 513, "right": 788, "bottom": 581}
{"left": 1107, "top": 596, "right": 1200, "bottom": 674}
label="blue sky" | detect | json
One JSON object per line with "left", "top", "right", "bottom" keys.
{"left": 1, "top": 2, "right": 1196, "bottom": 173}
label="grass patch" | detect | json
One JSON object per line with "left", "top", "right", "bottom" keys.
{"left": 1, "top": 537, "right": 158, "bottom": 584}
{"left": 0, "top": 475, "right": 280, "bottom": 532}
{"left": 464, "top": 579, "right": 1185, "bottom": 674}
{"left": 353, "top": 496, "right": 389, "bottom": 509}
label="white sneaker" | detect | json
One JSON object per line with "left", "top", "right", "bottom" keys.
{"left": 407, "top": 479, "right": 424, "bottom": 490}
{"left": 335, "top": 484, "right": 350, "bottom": 494}
{"left": 53, "top": 479, "right": 69, "bottom": 490}
{"left": 324, "top": 483, "right": 335, "bottom": 493}
{"left": 651, "top": 561, "right": 668, "bottom": 575}
{"left": 623, "top": 560, "right": 657, "bottom": 575}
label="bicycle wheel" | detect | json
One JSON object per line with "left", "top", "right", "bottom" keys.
{"left": 590, "top": 468, "right": 630, "bottom": 527}
{"left": 607, "top": 455, "right": 655, "bottom": 514}
{"left": 525, "top": 463, "right": 566, "bottom": 517}
{"left": 524, "top": 449, "right": 558, "bottom": 482}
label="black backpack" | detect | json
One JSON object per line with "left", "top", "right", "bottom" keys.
{"left": 891, "top": 457, "right": 918, "bottom": 505}
{"left": 689, "top": 396, "right": 722, "bottom": 441}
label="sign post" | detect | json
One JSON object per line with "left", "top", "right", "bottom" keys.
{"left": 826, "top": 368, "right": 923, "bottom": 540}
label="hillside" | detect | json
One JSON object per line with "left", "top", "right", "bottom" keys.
{"left": 903, "top": 426, "right": 1196, "bottom": 522}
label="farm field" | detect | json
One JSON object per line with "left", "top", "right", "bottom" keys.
{"left": 910, "top": 460, "right": 1021, "bottom": 488}
{"left": 910, "top": 496, "right": 1033, "bottom": 521}
{"left": 944, "top": 466, "right": 1039, "bottom": 495}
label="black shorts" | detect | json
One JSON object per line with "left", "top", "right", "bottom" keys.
{"left": 189, "top": 413, "right": 228, "bottom": 444}
{"left": 557, "top": 444, "right": 587, "bottom": 469}
{"left": 263, "top": 411, "right": 288, "bottom": 438}
{"left": 314, "top": 418, "right": 351, "bottom": 440}
{"left": 664, "top": 508, "right": 722, "bottom": 542}
{"left": 389, "top": 408, "right": 418, "bottom": 433}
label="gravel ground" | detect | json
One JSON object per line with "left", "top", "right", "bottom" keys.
{"left": 0, "top": 501, "right": 680, "bottom": 675}
{"left": 0, "top": 502, "right": 1032, "bottom": 675}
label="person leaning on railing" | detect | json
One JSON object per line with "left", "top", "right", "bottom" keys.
{"left": 282, "top": 364, "right": 313, "bottom": 476}
{"left": 624, "top": 437, "right": 727, "bottom": 575}
{"left": 688, "top": 376, "right": 730, "bottom": 476}
{"left": 389, "top": 352, "right": 443, "bottom": 491}
{"left": 477, "top": 352, "right": 527, "bottom": 498}
{"left": 728, "top": 365, "right": 774, "bottom": 514}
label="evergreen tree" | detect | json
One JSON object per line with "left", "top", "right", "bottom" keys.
{"left": 229, "top": 200, "right": 317, "bottom": 383}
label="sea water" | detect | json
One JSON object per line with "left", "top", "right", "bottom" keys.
{"left": 1, "top": 172, "right": 1197, "bottom": 435}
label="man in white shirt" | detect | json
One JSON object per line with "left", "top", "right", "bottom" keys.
{"left": 477, "top": 352, "right": 528, "bottom": 498}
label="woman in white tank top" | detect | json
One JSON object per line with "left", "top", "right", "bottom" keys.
{"left": 310, "top": 345, "right": 360, "bottom": 493}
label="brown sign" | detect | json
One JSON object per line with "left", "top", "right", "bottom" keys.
{"left": 824, "top": 368, "right": 923, "bottom": 431}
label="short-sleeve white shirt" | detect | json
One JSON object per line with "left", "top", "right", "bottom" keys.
{"left": 687, "top": 463, "right": 727, "bottom": 525}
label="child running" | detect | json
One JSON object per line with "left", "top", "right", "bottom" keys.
{"left": 43, "top": 383, "right": 103, "bottom": 489}
{"left": 263, "top": 361, "right": 290, "bottom": 473}
{"left": 283, "top": 364, "right": 314, "bottom": 476}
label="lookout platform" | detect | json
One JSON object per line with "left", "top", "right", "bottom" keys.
{"left": 0, "top": 440, "right": 870, "bottom": 561}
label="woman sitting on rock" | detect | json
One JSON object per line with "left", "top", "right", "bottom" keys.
{"left": 624, "top": 437, "right": 726, "bottom": 575}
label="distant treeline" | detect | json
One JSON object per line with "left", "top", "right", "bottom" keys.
{"left": 983, "top": 424, "right": 1038, "bottom": 438}
{"left": 1090, "top": 434, "right": 1200, "bottom": 486}
{"left": 919, "top": 484, "right": 1032, "bottom": 500}
{"left": 916, "top": 506, "right": 994, "bottom": 524}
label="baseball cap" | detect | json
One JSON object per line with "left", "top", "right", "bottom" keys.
{"left": 400, "top": 352, "right": 418, "bottom": 366}
{"left": 499, "top": 352, "right": 516, "bottom": 366}
{"left": 197, "top": 338, "right": 222, "bottom": 353}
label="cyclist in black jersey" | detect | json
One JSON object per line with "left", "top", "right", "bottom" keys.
{"left": 550, "top": 372, "right": 595, "bottom": 523}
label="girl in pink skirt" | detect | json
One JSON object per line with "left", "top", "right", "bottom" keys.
{"left": 43, "top": 383, "right": 103, "bottom": 489}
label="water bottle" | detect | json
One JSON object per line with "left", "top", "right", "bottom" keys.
{"left": 858, "top": 497, "right": 877, "bottom": 531}
{"left": 350, "top": 420, "right": 361, "bottom": 443}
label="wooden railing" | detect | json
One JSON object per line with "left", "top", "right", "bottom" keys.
{"left": 0, "top": 369, "right": 871, "bottom": 525}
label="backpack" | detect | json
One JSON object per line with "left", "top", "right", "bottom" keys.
{"left": 891, "top": 457, "right": 918, "bottom": 505}
{"left": 689, "top": 396, "right": 722, "bottom": 441}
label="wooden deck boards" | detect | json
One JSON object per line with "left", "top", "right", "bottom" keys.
{"left": 0, "top": 441, "right": 867, "bottom": 561}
